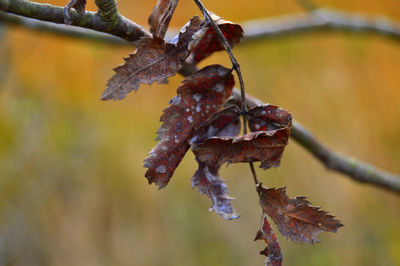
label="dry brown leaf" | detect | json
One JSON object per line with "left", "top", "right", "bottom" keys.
{"left": 148, "top": 0, "right": 178, "bottom": 38}
{"left": 192, "top": 130, "right": 291, "bottom": 170}
{"left": 192, "top": 162, "right": 239, "bottom": 219}
{"left": 248, "top": 105, "right": 293, "bottom": 132}
{"left": 190, "top": 106, "right": 241, "bottom": 219}
{"left": 143, "top": 65, "right": 234, "bottom": 188}
{"left": 187, "top": 13, "right": 243, "bottom": 64}
{"left": 102, "top": 16, "right": 206, "bottom": 101}
{"left": 189, "top": 105, "right": 291, "bottom": 219}
{"left": 190, "top": 105, "right": 241, "bottom": 145}
{"left": 258, "top": 185, "right": 344, "bottom": 244}
{"left": 255, "top": 214, "right": 283, "bottom": 266}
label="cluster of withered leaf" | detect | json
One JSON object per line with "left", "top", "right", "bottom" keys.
{"left": 100, "top": 0, "right": 343, "bottom": 265}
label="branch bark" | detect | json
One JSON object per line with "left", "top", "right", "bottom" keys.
{"left": 94, "top": 0, "right": 118, "bottom": 23}
{"left": 0, "top": 0, "right": 151, "bottom": 42}
{"left": 290, "top": 121, "right": 400, "bottom": 192}
{"left": 1, "top": 0, "right": 399, "bottom": 193}
{"left": 0, "top": 12, "right": 128, "bottom": 44}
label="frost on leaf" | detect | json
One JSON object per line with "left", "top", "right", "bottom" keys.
{"left": 186, "top": 13, "right": 243, "bottom": 65}
{"left": 191, "top": 106, "right": 241, "bottom": 220}
{"left": 102, "top": 16, "right": 206, "bottom": 101}
{"left": 148, "top": 0, "right": 178, "bottom": 38}
{"left": 255, "top": 214, "right": 283, "bottom": 266}
{"left": 144, "top": 65, "right": 234, "bottom": 189}
{"left": 257, "top": 185, "right": 344, "bottom": 244}
{"left": 64, "top": 0, "right": 86, "bottom": 25}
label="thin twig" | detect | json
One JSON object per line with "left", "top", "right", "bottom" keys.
{"left": 193, "top": 0, "right": 259, "bottom": 185}
{"left": 193, "top": 0, "right": 246, "bottom": 115}
{"left": 1, "top": 0, "right": 399, "bottom": 193}
{"left": 249, "top": 162, "right": 259, "bottom": 185}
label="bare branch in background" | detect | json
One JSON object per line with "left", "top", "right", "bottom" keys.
{"left": 290, "top": 121, "right": 400, "bottom": 193}
{"left": 0, "top": 0, "right": 399, "bottom": 194}
{"left": 242, "top": 8, "right": 400, "bottom": 42}
{"left": 2, "top": 6, "right": 400, "bottom": 44}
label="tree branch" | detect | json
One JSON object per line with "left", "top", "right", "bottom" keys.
{"left": 1, "top": 0, "right": 399, "bottom": 193}
{"left": 290, "top": 120, "right": 400, "bottom": 192}
{"left": 94, "top": 0, "right": 118, "bottom": 24}
{"left": 0, "top": 11, "right": 128, "bottom": 44}
{"left": 0, "top": 0, "right": 151, "bottom": 42}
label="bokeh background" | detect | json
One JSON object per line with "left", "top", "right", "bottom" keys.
{"left": 1, "top": 0, "right": 400, "bottom": 265}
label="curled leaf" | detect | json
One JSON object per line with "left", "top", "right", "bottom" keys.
{"left": 186, "top": 13, "right": 243, "bottom": 64}
{"left": 248, "top": 105, "right": 292, "bottom": 132}
{"left": 192, "top": 130, "right": 290, "bottom": 170}
{"left": 192, "top": 162, "right": 239, "bottom": 220}
{"left": 257, "top": 185, "right": 344, "bottom": 244}
{"left": 148, "top": 0, "right": 178, "bottom": 38}
{"left": 255, "top": 214, "right": 283, "bottom": 266}
{"left": 191, "top": 106, "right": 241, "bottom": 219}
{"left": 190, "top": 105, "right": 241, "bottom": 145}
{"left": 144, "top": 65, "right": 234, "bottom": 188}
{"left": 102, "top": 16, "right": 206, "bottom": 101}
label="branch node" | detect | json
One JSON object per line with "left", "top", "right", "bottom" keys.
{"left": 95, "top": 0, "right": 119, "bottom": 27}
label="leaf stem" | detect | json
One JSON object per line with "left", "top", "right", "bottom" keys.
{"left": 193, "top": 0, "right": 246, "bottom": 115}
{"left": 193, "top": 0, "right": 259, "bottom": 185}
{"left": 249, "top": 162, "right": 259, "bottom": 185}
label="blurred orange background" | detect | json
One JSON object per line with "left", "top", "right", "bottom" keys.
{"left": 1, "top": 0, "right": 400, "bottom": 265}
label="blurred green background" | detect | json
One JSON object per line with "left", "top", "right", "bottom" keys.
{"left": 1, "top": 0, "right": 400, "bottom": 265}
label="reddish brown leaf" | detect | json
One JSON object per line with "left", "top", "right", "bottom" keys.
{"left": 102, "top": 16, "right": 206, "bottom": 101}
{"left": 192, "top": 130, "right": 290, "bottom": 170}
{"left": 186, "top": 13, "right": 243, "bottom": 64}
{"left": 191, "top": 106, "right": 241, "bottom": 219}
{"left": 64, "top": 0, "right": 86, "bottom": 25}
{"left": 255, "top": 214, "right": 283, "bottom": 266}
{"left": 189, "top": 104, "right": 291, "bottom": 219}
{"left": 190, "top": 105, "right": 241, "bottom": 145}
{"left": 248, "top": 105, "right": 292, "bottom": 132}
{"left": 257, "top": 185, "right": 343, "bottom": 244}
{"left": 191, "top": 104, "right": 291, "bottom": 170}
{"left": 143, "top": 65, "right": 234, "bottom": 188}
{"left": 148, "top": 0, "right": 178, "bottom": 39}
